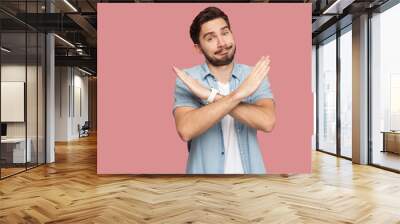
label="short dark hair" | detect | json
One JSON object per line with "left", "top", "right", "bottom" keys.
{"left": 190, "top": 7, "right": 231, "bottom": 45}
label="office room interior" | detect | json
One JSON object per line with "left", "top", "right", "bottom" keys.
{"left": 0, "top": 0, "right": 399, "bottom": 223}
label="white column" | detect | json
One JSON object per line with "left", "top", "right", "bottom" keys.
{"left": 352, "top": 14, "right": 369, "bottom": 164}
{"left": 46, "top": 1, "right": 55, "bottom": 163}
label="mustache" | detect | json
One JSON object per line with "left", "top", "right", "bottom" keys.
{"left": 215, "top": 45, "right": 233, "bottom": 54}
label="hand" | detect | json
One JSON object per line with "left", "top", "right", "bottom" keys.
{"left": 232, "top": 56, "right": 270, "bottom": 100}
{"left": 172, "top": 66, "right": 210, "bottom": 100}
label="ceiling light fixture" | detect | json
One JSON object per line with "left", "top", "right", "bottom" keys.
{"left": 63, "top": 0, "right": 78, "bottom": 12}
{"left": 322, "top": 0, "right": 354, "bottom": 15}
{"left": 78, "top": 67, "right": 93, "bottom": 76}
{"left": 1, "top": 47, "right": 11, "bottom": 53}
{"left": 54, "top": 34, "right": 75, "bottom": 48}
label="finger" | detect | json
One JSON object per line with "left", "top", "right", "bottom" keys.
{"left": 173, "top": 66, "right": 187, "bottom": 76}
{"left": 259, "top": 57, "right": 270, "bottom": 76}
{"left": 265, "top": 55, "right": 270, "bottom": 62}
{"left": 172, "top": 66, "right": 179, "bottom": 73}
{"left": 253, "top": 56, "right": 265, "bottom": 72}
{"left": 263, "top": 65, "right": 270, "bottom": 78}
{"left": 258, "top": 66, "right": 270, "bottom": 83}
{"left": 254, "top": 65, "right": 270, "bottom": 88}
{"left": 255, "top": 58, "right": 268, "bottom": 78}
{"left": 257, "top": 56, "right": 265, "bottom": 64}
{"left": 173, "top": 67, "right": 186, "bottom": 79}
{"left": 252, "top": 57, "right": 267, "bottom": 77}
{"left": 172, "top": 66, "right": 185, "bottom": 80}
{"left": 173, "top": 66, "right": 190, "bottom": 84}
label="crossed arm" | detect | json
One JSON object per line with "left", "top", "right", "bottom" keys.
{"left": 173, "top": 56, "right": 276, "bottom": 142}
{"left": 174, "top": 96, "right": 275, "bottom": 141}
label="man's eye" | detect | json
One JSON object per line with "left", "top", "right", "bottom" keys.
{"left": 222, "top": 32, "right": 229, "bottom": 35}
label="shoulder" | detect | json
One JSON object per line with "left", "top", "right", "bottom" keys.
{"left": 182, "top": 64, "right": 204, "bottom": 79}
{"left": 236, "top": 63, "right": 252, "bottom": 78}
{"left": 237, "top": 63, "right": 252, "bottom": 71}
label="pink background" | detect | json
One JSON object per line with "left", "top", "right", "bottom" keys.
{"left": 97, "top": 3, "right": 312, "bottom": 174}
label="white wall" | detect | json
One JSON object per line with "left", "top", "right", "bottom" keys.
{"left": 55, "top": 67, "right": 89, "bottom": 141}
{"left": 72, "top": 72, "right": 89, "bottom": 138}
{"left": 55, "top": 66, "right": 69, "bottom": 141}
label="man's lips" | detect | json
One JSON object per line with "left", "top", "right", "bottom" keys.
{"left": 216, "top": 49, "right": 229, "bottom": 55}
{"left": 216, "top": 46, "right": 232, "bottom": 55}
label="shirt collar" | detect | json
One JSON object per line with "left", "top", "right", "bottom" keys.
{"left": 200, "top": 61, "right": 241, "bottom": 81}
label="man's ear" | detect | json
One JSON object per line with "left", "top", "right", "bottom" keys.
{"left": 194, "top": 44, "right": 202, "bottom": 54}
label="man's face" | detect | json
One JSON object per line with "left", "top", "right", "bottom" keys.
{"left": 196, "top": 18, "right": 236, "bottom": 66}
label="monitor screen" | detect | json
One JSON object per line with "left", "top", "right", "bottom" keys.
{"left": 1, "top": 123, "right": 7, "bottom": 137}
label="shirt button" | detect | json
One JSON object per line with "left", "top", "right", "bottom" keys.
{"left": 221, "top": 152, "right": 224, "bottom": 155}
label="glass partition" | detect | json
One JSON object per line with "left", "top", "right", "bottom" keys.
{"left": 317, "top": 35, "right": 337, "bottom": 154}
{"left": 1, "top": 30, "right": 28, "bottom": 177}
{"left": 0, "top": 1, "right": 46, "bottom": 179}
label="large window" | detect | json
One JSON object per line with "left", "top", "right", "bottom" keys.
{"left": 340, "top": 27, "right": 352, "bottom": 158}
{"left": 312, "top": 45, "right": 316, "bottom": 150}
{"left": 317, "top": 35, "right": 337, "bottom": 154}
{"left": 371, "top": 2, "right": 400, "bottom": 171}
{"left": 316, "top": 25, "right": 353, "bottom": 159}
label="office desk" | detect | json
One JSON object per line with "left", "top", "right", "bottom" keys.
{"left": 1, "top": 138, "right": 32, "bottom": 164}
{"left": 381, "top": 131, "right": 400, "bottom": 154}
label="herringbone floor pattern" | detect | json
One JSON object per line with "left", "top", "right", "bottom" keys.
{"left": 1, "top": 134, "right": 400, "bottom": 223}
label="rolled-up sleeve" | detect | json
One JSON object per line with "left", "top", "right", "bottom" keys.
{"left": 173, "top": 77, "right": 201, "bottom": 115}
{"left": 251, "top": 77, "right": 274, "bottom": 102}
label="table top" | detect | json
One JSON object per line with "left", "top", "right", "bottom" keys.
{"left": 381, "top": 131, "right": 400, "bottom": 134}
{"left": 1, "top": 138, "right": 31, "bottom": 143}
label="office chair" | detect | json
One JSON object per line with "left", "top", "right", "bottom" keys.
{"left": 79, "top": 121, "right": 90, "bottom": 138}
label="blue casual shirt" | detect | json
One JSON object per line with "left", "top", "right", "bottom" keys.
{"left": 173, "top": 61, "right": 274, "bottom": 174}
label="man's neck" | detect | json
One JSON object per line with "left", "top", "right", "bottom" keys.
{"left": 206, "top": 61, "right": 234, "bottom": 84}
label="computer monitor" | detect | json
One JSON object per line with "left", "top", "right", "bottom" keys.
{"left": 1, "top": 123, "right": 7, "bottom": 137}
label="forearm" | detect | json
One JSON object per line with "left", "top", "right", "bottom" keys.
{"left": 230, "top": 103, "right": 275, "bottom": 132}
{"left": 177, "top": 93, "right": 242, "bottom": 141}
{"left": 214, "top": 94, "right": 275, "bottom": 132}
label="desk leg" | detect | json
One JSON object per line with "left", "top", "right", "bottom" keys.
{"left": 382, "top": 133, "right": 386, "bottom": 153}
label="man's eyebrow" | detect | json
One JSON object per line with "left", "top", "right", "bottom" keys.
{"left": 220, "top": 26, "right": 229, "bottom": 31}
{"left": 202, "top": 26, "right": 230, "bottom": 39}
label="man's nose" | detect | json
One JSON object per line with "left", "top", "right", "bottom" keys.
{"left": 217, "top": 36, "right": 227, "bottom": 47}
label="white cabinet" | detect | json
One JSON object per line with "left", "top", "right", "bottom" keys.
{"left": 1, "top": 138, "right": 32, "bottom": 163}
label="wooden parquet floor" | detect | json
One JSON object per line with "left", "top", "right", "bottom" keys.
{"left": 1, "top": 134, "right": 400, "bottom": 224}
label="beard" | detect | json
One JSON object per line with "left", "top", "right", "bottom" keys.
{"left": 201, "top": 45, "right": 236, "bottom": 66}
